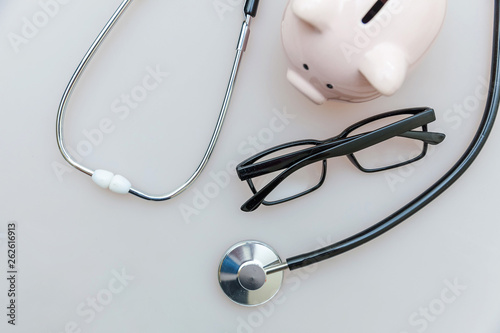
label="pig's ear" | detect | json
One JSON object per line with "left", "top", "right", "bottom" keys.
{"left": 292, "top": 0, "right": 336, "bottom": 31}
{"left": 359, "top": 43, "right": 408, "bottom": 96}
{"left": 287, "top": 69, "right": 326, "bottom": 104}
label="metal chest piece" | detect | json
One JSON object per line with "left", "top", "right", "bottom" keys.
{"left": 218, "top": 241, "right": 284, "bottom": 306}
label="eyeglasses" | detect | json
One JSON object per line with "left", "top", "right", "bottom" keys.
{"left": 236, "top": 107, "right": 446, "bottom": 212}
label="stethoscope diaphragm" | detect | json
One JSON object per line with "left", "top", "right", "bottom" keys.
{"left": 218, "top": 241, "right": 284, "bottom": 306}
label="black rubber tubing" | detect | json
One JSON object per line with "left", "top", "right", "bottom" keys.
{"left": 286, "top": 0, "right": 500, "bottom": 271}
{"left": 244, "top": 0, "right": 260, "bottom": 17}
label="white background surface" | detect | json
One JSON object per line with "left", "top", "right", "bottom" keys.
{"left": 1, "top": 0, "right": 499, "bottom": 332}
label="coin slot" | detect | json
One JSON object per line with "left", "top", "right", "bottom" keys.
{"left": 362, "top": 0, "right": 389, "bottom": 24}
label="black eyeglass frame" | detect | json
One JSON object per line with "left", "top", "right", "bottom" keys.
{"left": 237, "top": 107, "right": 445, "bottom": 212}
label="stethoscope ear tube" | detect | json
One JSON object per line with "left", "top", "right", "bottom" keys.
{"left": 284, "top": 0, "right": 500, "bottom": 271}
{"left": 56, "top": 0, "right": 259, "bottom": 201}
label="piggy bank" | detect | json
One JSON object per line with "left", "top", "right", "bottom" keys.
{"left": 281, "top": 0, "right": 447, "bottom": 104}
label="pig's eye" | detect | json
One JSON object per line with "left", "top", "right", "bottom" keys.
{"left": 362, "top": 0, "right": 389, "bottom": 24}
{"left": 326, "top": 84, "right": 334, "bottom": 89}
{"left": 303, "top": 64, "right": 309, "bottom": 70}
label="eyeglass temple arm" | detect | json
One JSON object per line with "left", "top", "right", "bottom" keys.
{"left": 241, "top": 109, "right": 436, "bottom": 211}
{"left": 400, "top": 131, "right": 445, "bottom": 145}
{"left": 237, "top": 140, "right": 342, "bottom": 180}
{"left": 238, "top": 120, "right": 442, "bottom": 181}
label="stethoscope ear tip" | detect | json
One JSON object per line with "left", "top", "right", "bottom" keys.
{"left": 218, "top": 240, "right": 283, "bottom": 306}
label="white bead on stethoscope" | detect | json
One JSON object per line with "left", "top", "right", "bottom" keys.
{"left": 91, "top": 170, "right": 132, "bottom": 195}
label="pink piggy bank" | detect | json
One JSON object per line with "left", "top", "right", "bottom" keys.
{"left": 281, "top": 0, "right": 447, "bottom": 104}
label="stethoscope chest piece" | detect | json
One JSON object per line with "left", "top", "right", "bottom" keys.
{"left": 218, "top": 241, "right": 283, "bottom": 306}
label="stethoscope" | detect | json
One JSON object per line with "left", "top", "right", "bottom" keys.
{"left": 55, "top": 1, "right": 500, "bottom": 307}
{"left": 56, "top": 0, "right": 260, "bottom": 200}
{"left": 217, "top": 1, "right": 500, "bottom": 306}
